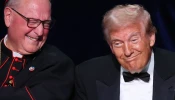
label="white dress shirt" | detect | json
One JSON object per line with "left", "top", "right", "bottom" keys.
{"left": 120, "top": 52, "right": 154, "bottom": 100}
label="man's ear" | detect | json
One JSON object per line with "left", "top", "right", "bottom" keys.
{"left": 149, "top": 32, "right": 155, "bottom": 47}
{"left": 4, "top": 7, "right": 13, "bottom": 27}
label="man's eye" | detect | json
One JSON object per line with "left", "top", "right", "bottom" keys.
{"left": 132, "top": 39, "right": 137, "bottom": 41}
{"left": 131, "top": 39, "right": 138, "bottom": 43}
{"left": 29, "top": 19, "right": 39, "bottom": 23}
{"left": 113, "top": 42, "right": 123, "bottom": 47}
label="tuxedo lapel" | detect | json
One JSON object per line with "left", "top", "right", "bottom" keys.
{"left": 96, "top": 54, "right": 120, "bottom": 100}
{"left": 96, "top": 79, "right": 120, "bottom": 100}
{"left": 153, "top": 48, "right": 175, "bottom": 100}
{"left": 153, "top": 71, "right": 175, "bottom": 100}
{"left": 153, "top": 70, "right": 165, "bottom": 100}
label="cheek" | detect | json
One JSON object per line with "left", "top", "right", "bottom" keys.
{"left": 138, "top": 54, "right": 149, "bottom": 68}
{"left": 43, "top": 30, "right": 49, "bottom": 36}
{"left": 136, "top": 48, "right": 151, "bottom": 67}
{"left": 11, "top": 16, "right": 25, "bottom": 27}
{"left": 112, "top": 48, "right": 123, "bottom": 58}
{"left": 134, "top": 40, "right": 149, "bottom": 51}
{"left": 11, "top": 22, "right": 30, "bottom": 35}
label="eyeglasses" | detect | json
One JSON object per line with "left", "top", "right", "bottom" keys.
{"left": 11, "top": 8, "right": 55, "bottom": 29}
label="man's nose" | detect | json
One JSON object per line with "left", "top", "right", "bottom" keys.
{"left": 34, "top": 23, "right": 44, "bottom": 36}
{"left": 123, "top": 43, "right": 133, "bottom": 57}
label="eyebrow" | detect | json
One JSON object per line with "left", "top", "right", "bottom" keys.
{"left": 111, "top": 39, "right": 123, "bottom": 43}
{"left": 111, "top": 32, "right": 140, "bottom": 42}
{"left": 128, "top": 32, "right": 140, "bottom": 39}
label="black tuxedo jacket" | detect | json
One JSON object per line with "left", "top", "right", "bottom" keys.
{"left": 0, "top": 43, "right": 75, "bottom": 100}
{"left": 74, "top": 48, "right": 175, "bottom": 100}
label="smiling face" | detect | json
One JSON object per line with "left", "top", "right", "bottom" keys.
{"left": 4, "top": 0, "right": 51, "bottom": 55}
{"left": 109, "top": 23, "right": 155, "bottom": 73}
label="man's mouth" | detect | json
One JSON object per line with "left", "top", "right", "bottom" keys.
{"left": 124, "top": 53, "right": 140, "bottom": 62}
{"left": 26, "top": 35, "right": 39, "bottom": 41}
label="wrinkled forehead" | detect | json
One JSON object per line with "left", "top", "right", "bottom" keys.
{"left": 15, "top": 0, "right": 51, "bottom": 13}
{"left": 24, "top": 0, "right": 51, "bottom": 8}
{"left": 111, "top": 21, "right": 146, "bottom": 35}
{"left": 13, "top": 0, "right": 51, "bottom": 20}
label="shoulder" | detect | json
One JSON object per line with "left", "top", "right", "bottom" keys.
{"left": 39, "top": 44, "right": 73, "bottom": 63}
{"left": 76, "top": 54, "right": 119, "bottom": 74}
{"left": 77, "top": 54, "right": 113, "bottom": 66}
{"left": 154, "top": 47, "right": 175, "bottom": 59}
{"left": 153, "top": 47, "right": 175, "bottom": 79}
{"left": 154, "top": 47, "right": 175, "bottom": 69}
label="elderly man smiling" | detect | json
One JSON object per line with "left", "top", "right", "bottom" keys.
{"left": 0, "top": 0, "right": 74, "bottom": 100}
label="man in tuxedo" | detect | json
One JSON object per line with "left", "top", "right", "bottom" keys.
{"left": 0, "top": 0, "right": 74, "bottom": 100}
{"left": 74, "top": 4, "right": 175, "bottom": 100}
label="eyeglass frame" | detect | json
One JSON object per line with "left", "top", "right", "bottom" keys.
{"left": 10, "top": 8, "right": 55, "bottom": 29}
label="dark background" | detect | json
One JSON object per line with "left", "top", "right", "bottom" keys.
{"left": 0, "top": 0, "right": 175, "bottom": 65}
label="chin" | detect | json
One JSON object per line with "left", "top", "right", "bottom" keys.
{"left": 23, "top": 48, "right": 39, "bottom": 55}
{"left": 128, "top": 68, "right": 142, "bottom": 74}
{"left": 29, "top": 49, "right": 40, "bottom": 53}
{"left": 129, "top": 70, "right": 141, "bottom": 74}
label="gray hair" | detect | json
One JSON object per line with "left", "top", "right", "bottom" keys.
{"left": 5, "top": 0, "right": 51, "bottom": 8}
{"left": 5, "top": 0, "right": 21, "bottom": 8}
{"left": 102, "top": 4, "right": 156, "bottom": 41}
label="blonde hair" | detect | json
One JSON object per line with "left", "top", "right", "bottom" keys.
{"left": 102, "top": 4, "right": 156, "bottom": 41}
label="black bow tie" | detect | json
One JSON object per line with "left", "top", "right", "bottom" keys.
{"left": 123, "top": 72, "right": 150, "bottom": 82}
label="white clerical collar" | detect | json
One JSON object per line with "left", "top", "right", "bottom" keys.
{"left": 4, "top": 35, "right": 23, "bottom": 58}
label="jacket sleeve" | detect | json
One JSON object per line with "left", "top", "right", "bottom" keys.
{"left": 0, "top": 54, "right": 75, "bottom": 100}
{"left": 73, "top": 65, "right": 87, "bottom": 100}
